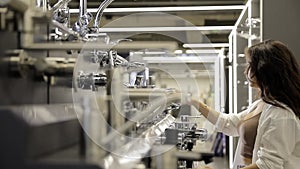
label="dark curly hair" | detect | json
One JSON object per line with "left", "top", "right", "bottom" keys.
{"left": 244, "top": 40, "right": 300, "bottom": 119}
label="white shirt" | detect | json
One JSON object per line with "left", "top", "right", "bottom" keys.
{"left": 207, "top": 99, "right": 300, "bottom": 169}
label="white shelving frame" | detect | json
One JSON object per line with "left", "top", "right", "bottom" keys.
{"left": 228, "top": 0, "right": 262, "bottom": 168}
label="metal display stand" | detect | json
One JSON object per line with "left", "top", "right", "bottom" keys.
{"left": 228, "top": 0, "right": 262, "bottom": 168}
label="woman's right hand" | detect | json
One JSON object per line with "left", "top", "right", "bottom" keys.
{"left": 189, "top": 98, "right": 210, "bottom": 118}
{"left": 188, "top": 98, "right": 220, "bottom": 124}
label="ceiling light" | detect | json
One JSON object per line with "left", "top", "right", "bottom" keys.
{"left": 174, "top": 50, "right": 183, "bottom": 54}
{"left": 97, "top": 26, "right": 234, "bottom": 32}
{"left": 183, "top": 43, "right": 229, "bottom": 48}
{"left": 186, "top": 49, "right": 221, "bottom": 54}
{"left": 69, "top": 5, "right": 244, "bottom": 13}
{"left": 131, "top": 51, "right": 167, "bottom": 55}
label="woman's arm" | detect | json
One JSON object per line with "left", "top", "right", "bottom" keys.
{"left": 190, "top": 98, "right": 249, "bottom": 136}
{"left": 191, "top": 99, "right": 220, "bottom": 124}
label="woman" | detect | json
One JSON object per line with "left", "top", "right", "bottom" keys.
{"left": 191, "top": 40, "right": 300, "bottom": 169}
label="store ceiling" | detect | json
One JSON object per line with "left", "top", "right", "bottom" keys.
{"left": 66, "top": 0, "right": 247, "bottom": 50}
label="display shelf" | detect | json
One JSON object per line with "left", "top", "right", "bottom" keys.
{"left": 228, "top": 0, "right": 262, "bottom": 167}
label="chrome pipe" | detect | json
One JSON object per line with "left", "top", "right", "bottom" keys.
{"left": 51, "top": 0, "right": 71, "bottom": 12}
{"left": 100, "top": 93, "right": 181, "bottom": 146}
{"left": 79, "top": 0, "right": 87, "bottom": 17}
{"left": 51, "top": 20, "right": 79, "bottom": 37}
{"left": 93, "top": 0, "right": 114, "bottom": 28}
